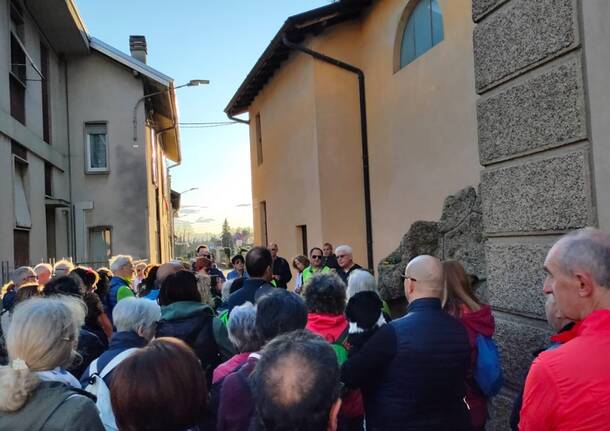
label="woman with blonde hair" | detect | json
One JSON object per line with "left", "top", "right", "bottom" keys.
{"left": 0, "top": 296, "right": 104, "bottom": 429}
{"left": 443, "top": 260, "right": 494, "bottom": 431}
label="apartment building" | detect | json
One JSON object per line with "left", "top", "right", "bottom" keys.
{"left": 0, "top": 0, "right": 180, "bottom": 273}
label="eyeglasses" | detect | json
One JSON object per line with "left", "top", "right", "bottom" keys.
{"left": 336, "top": 255, "right": 347, "bottom": 259}
{"left": 311, "top": 255, "right": 322, "bottom": 260}
{"left": 202, "top": 254, "right": 211, "bottom": 259}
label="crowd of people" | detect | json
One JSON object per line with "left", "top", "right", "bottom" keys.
{"left": 0, "top": 228, "right": 609, "bottom": 430}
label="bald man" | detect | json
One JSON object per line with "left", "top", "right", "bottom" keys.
{"left": 342, "top": 255, "right": 471, "bottom": 431}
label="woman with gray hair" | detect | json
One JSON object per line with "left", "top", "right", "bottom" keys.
{"left": 80, "top": 297, "right": 160, "bottom": 386}
{"left": 212, "top": 302, "right": 263, "bottom": 384}
{"left": 0, "top": 297, "right": 104, "bottom": 430}
{"left": 346, "top": 268, "right": 378, "bottom": 300}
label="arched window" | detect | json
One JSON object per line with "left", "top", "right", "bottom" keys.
{"left": 399, "top": 0, "right": 444, "bottom": 69}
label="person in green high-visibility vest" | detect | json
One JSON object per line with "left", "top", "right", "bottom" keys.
{"left": 301, "top": 247, "right": 331, "bottom": 287}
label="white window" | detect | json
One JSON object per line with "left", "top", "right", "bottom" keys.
{"left": 85, "top": 122, "right": 109, "bottom": 173}
{"left": 14, "top": 159, "right": 31, "bottom": 228}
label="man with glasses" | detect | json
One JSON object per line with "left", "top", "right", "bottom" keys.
{"left": 302, "top": 247, "right": 332, "bottom": 286}
{"left": 335, "top": 245, "right": 362, "bottom": 284}
{"left": 341, "top": 255, "right": 471, "bottom": 431}
{"left": 268, "top": 243, "right": 292, "bottom": 289}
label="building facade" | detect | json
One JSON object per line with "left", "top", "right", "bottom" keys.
{"left": 226, "top": 0, "right": 480, "bottom": 272}
{"left": 0, "top": 0, "right": 180, "bottom": 275}
{"left": 228, "top": 0, "right": 610, "bottom": 427}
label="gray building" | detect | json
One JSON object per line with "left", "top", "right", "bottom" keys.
{"left": 0, "top": 0, "right": 180, "bottom": 277}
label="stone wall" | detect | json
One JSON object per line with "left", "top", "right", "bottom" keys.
{"left": 378, "top": 186, "right": 486, "bottom": 301}
{"left": 472, "top": 0, "right": 595, "bottom": 429}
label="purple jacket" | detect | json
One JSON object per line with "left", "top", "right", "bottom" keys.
{"left": 217, "top": 353, "right": 260, "bottom": 431}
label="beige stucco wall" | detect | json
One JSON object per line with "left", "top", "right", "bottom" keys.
{"left": 249, "top": 53, "right": 321, "bottom": 271}
{"left": 361, "top": 0, "right": 480, "bottom": 265}
{"left": 67, "top": 52, "right": 150, "bottom": 262}
{"left": 248, "top": 0, "right": 480, "bottom": 271}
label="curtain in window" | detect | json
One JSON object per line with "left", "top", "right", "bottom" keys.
{"left": 14, "top": 163, "right": 31, "bottom": 228}
{"left": 89, "top": 228, "right": 111, "bottom": 261}
{"left": 90, "top": 133, "right": 107, "bottom": 169}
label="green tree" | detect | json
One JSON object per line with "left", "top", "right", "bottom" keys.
{"left": 221, "top": 218, "right": 233, "bottom": 249}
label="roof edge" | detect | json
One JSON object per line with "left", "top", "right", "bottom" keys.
{"left": 89, "top": 37, "right": 174, "bottom": 87}
{"left": 225, "top": 0, "right": 372, "bottom": 116}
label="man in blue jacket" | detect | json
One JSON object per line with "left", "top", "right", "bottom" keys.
{"left": 341, "top": 255, "right": 471, "bottom": 431}
{"left": 226, "top": 246, "right": 275, "bottom": 313}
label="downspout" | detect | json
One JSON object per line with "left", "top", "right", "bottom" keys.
{"left": 282, "top": 36, "right": 374, "bottom": 272}
{"left": 64, "top": 59, "right": 76, "bottom": 258}
{"left": 226, "top": 113, "right": 249, "bottom": 125}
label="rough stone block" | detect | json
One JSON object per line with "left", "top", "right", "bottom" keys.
{"left": 487, "top": 388, "right": 518, "bottom": 431}
{"left": 472, "top": 0, "right": 508, "bottom": 22}
{"left": 478, "top": 58, "right": 587, "bottom": 165}
{"left": 494, "top": 315, "right": 552, "bottom": 388}
{"left": 378, "top": 221, "right": 439, "bottom": 301}
{"left": 481, "top": 149, "right": 593, "bottom": 234}
{"left": 474, "top": 0, "right": 578, "bottom": 91}
{"left": 486, "top": 241, "right": 554, "bottom": 318}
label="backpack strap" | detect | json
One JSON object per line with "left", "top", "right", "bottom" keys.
{"left": 98, "top": 348, "right": 139, "bottom": 379}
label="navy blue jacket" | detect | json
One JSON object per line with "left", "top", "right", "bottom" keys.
{"left": 226, "top": 278, "right": 274, "bottom": 313}
{"left": 80, "top": 331, "right": 147, "bottom": 387}
{"left": 342, "top": 298, "right": 471, "bottom": 431}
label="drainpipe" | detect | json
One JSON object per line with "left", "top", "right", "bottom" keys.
{"left": 282, "top": 36, "right": 374, "bottom": 272}
{"left": 64, "top": 58, "right": 76, "bottom": 258}
{"left": 226, "top": 114, "right": 249, "bottom": 125}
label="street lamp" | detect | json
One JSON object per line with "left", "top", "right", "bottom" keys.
{"left": 178, "top": 187, "right": 199, "bottom": 195}
{"left": 132, "top": 79, "right": 210, "bottom": 147}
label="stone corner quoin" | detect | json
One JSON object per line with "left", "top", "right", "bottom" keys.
{"left": 473, "top": 0, "right": 579, "bottom": 93}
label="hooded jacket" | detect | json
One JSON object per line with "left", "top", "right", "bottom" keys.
{"left": 458, "top": 304, "right": 495, "bottom": 428}
{"left": 156, "top": 301, "right": 233, "bottom": 384}
{"left": 306, "top": 313, "right": 348, "bottom": 343}
{"left": 106, "top": 277, "right": 134, "bottom": 321}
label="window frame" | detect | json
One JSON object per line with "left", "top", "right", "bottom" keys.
{"left": 84, "top": 122, "right": 110, "bottom": 174}
{"left": 393, "top": 0, "right": 445, "bottom": 73}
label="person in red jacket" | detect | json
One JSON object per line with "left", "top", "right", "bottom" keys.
{"left": 443, "top": 260, "right": 494, "bottom": 431}
{"left": 519, "top": 228, "right": 610, "bottom": 431}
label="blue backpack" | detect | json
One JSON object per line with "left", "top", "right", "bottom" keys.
{"left": 474, "top": 334, "right": 503, "bottom": 397}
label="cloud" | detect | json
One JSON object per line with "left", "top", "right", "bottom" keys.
{"left": 180, "top": 210, "right": 200, "bottom": 216}
{"left": 182, "top": 205, "right": 208, "bottom": 209}
{"left": 235, "top": 203, "right": 251, "bottom": 207}
{"left": 195, "top": 217, "right": 215, "bottom": 223}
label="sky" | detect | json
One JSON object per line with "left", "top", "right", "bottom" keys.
{"left": 74, "top": 0, "right": 329, "bottom": 233}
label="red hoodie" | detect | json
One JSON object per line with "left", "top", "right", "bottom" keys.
{"left": 306, "top": 313, "right": 348, "bottom": 343}
{"left": 458, "top": 304, "right": 495, "bottom": 429}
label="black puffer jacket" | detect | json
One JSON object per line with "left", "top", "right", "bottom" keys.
{"left": 156, "top": 301, "right": 233, "bottom": 384}
{"left": 342, "top": 298, "right": 471, "bottom": 431}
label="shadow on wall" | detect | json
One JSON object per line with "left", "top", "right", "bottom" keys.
{"left": 378, "top": 186, "right": 486, "bottom": 318}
